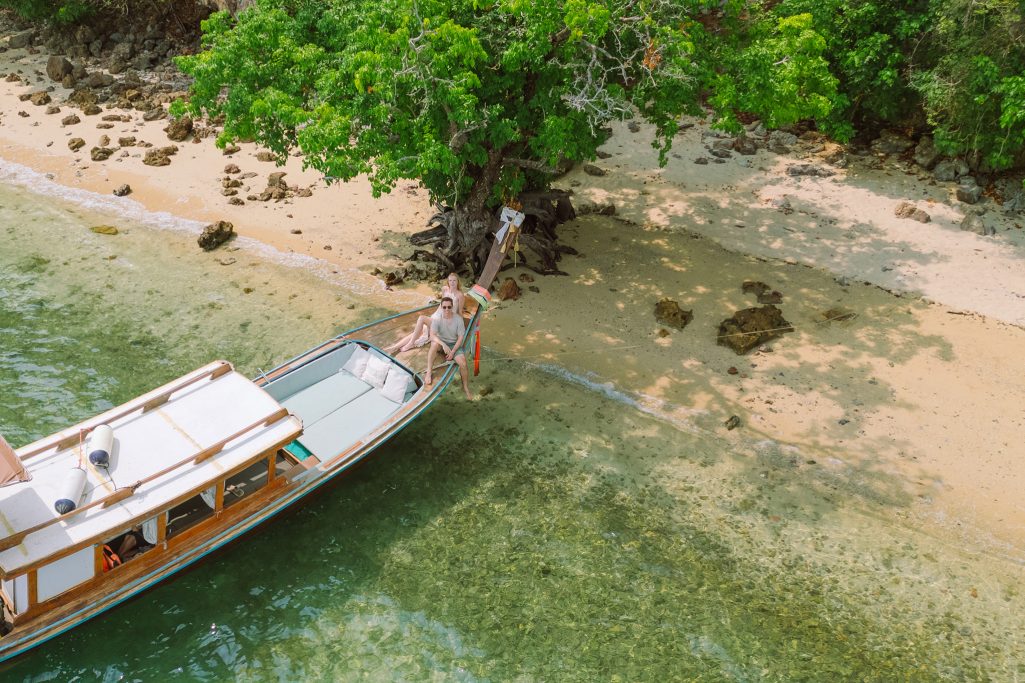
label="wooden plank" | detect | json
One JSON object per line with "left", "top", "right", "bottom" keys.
{"left": 26, "top": 571, "right": 36, "bottom": 609}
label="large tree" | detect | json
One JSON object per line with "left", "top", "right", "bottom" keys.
{"left": 176, "top": 0, "right": 711, "bottom": 274}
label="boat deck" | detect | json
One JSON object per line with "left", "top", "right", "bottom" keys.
{"left": 0, "top": 366, "right": 300, "bottom": 576}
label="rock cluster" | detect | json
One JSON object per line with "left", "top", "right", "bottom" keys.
{"left": 717, "top": 305, "right": 793, "bottom": 355}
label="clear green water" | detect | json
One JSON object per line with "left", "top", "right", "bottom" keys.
{"left": 1, "top": 180, "right": 1022, "bottom": 681}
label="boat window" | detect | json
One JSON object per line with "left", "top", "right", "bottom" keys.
{"left": 166, "top": 492, "right": 216, "bottom": 540}
{"left": 102, "top": 526, "right": 156, "bottom": 569}
{"left": 223, "top": 459, "right": 270, "bottom": 508}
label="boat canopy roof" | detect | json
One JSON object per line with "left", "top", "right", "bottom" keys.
{"left": 0, "top": 362, "right": 301, "bottom": 577}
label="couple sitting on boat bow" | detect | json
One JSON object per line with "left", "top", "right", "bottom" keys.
{"left": 385, "top": 273, "right": 473, "bottom": 400}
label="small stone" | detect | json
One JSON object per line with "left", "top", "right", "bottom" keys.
{"left": 29, "top": 92, "right": 50, "bottom": 106}
{"left": 164, "top": 116, "right": 193, "bottom": 142}
{"left": 112, "top": 184, "right": 131, "bottom": 197}
{"left": 627, "top": 120, "right": 641, "bottom": 133}
{"left": 582, "top": 164, "right": 607, "bottom": 177}
{"left": 724, "top": 415, "right": 741, "bottom": 430}
{"left": 243, "top": 287, "right": 254, "bottom": 294}
{"left": 222, "top": 144, "right": 241, "bottom": 155}
{"left": 45, "top": 104, "right": 60, "bottom": 115}
{"left": 68, "top": 137, "right": 85, "bottom": 152}
{"left": 224, "top": 163, "right": 241, "bottom": 174}
{"left": 82, "top": 104, "right": 101, "bottom": 116}
{"left": 290, "top": 228, "right": 302, "bottom": 234}
{"left": 256, "top": 151, "right": 276, "bottom": 162}
{"left": 518, "top": 273, "right": 535, "bottom": 283}
{"left": 727, "top": 367, "right": 739, "bottom": 375}
{"left": 89, "top": 225, "right": 119, "bottom": 235}
{"left": 657, "top": 328, "right": 670, "bottom": 338}
{"left": 528, "top": 285, "right": 540, "bottom": 293}
{"left": 227, "top": 197, "right": 245, "bottom": 206}
{"left": 654, "top": 298, "right": 693, "bottom": 329}
{"left": 90, "top": 147, "right": 113, "bottom": 162}
{"left": 693, "top": 157, "right": 709, "bottom": 165}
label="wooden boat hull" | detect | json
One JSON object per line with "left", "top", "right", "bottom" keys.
{"left": 0, "top": 306, "right": 466, "bottom": 665}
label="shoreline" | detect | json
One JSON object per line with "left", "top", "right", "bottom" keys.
{"left": 2, "top": 44, "right": 1024, "bottom": 563}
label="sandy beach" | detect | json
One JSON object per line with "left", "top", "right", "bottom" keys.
{"left": 1, "top": 37, "right": 1023, "bottom": 574}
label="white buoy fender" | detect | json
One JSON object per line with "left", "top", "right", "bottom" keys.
{"left": 87, "top": 424, "right": 114, "bottom": 467}
{"left": 54, "top": 467, "right": 87, "bottom": 514}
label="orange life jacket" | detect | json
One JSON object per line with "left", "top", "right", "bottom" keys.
{"left": 101, "top": 545, "right": 121, "bottom": 571}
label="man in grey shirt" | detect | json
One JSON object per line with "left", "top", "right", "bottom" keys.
{"left": 425, "top": 296, "right": 472, "bottom": 399}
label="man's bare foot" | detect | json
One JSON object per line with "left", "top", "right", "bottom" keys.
{"left": 464, "top": 389, "right": 473, "bottom": 400}
{"left": 398, "top": 343, "right": 413, "bottom": 353}
{"left": 424, "top": 372, "right": 433, "bottom": 386}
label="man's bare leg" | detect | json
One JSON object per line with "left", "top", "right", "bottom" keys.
{"left": 425, "top": 341, "right": 441, "bottom": 385}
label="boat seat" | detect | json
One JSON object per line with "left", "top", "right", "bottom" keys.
{"left": 280, "top": 371, "right": 372, "bottom": 427}
{"left": 264, "top": 344, "right": 357, "bottom": 401}
{"left": 296, "top": 389, "right": 402, "bottom": 459}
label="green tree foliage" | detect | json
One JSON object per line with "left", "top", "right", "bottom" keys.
{"left": 0, "top": 0, "right": 92, "bottom": 23}
{"left": 176, "top": 0, "right": 711, "bottom": 269}
{"left": 913, "top": 0, "right": 1025, "bottom": 169}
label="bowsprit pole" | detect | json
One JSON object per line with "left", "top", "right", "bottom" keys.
{"left": 466, "top": 206, "right": 525, "bottom": 374}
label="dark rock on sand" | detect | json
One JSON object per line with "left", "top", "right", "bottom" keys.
{"left": 717, "top": 305, "right": 793, "bottom": 355}
{"left": 724, "top": 415, "right": 741, "bottom": 430}
{"left": 956, "top": 181, "right": 983, "bottom": 204}
{"left": 960, "top": 213, "right": 994, "bottom": 236}
{"left": 112, "top": 184, "right": 132, "bottom": 197}
{"left": 142, "top": 108, "right": 166, "bottom": 122}
{"left": 164, "top": 116, "right": 193, "bottom": 142}
{"left": 654, "top": 298, "right": 693, "bottom": 329}
{"left": 583, "top": 164, "right": 607, "bottom": 177}
{"left": 222, "top": 144, "right": 241, "bottom": 155}
{"left": 82, "top": 104, "right": 101, "bottom": 116}
{"left": 45, "top": 104, "right": 60, "bottom": 114}
{"left": 68, "top": 138, "right": 85, "bottom": 152}
{"left": 894, "top": 201, "right": 931, "bottom": 223}
{"left": 786, "top": 163, "right": 835, "bottom": 177}
{"left": 46, "top": 56, "right": 72, "bottom": 82}
{"left": 197, "top": 220, "right": 235, "bottom": 251}
{"left": 118, "top": 136, "right": 136, "bottom": 147}
{"left": 498, "top": 278, "right": 522, "bottom": 300}
{"left": 29, "top": 92, "right": 51, "bottom": 106}
{"left": 742, "top": 281, "right": 783, "bottom": 304}
{"left": 143, "top": 145, "right": 177, "bottom": 167}
{"left": 255, "top": 151, "right": 276, "bottom": 162}
{"left": 90, "top": 146, "right": 113, "bottom": 161}
{"left": 224, "top": 163, "right": 241, "bottom": 174}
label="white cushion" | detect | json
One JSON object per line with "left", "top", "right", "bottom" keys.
{"left": 341, "top": 346, "right": 370, "bottom": 377}
{"left": 381, "top": 367, "right": 410, "bottom": 403}
{"left": 361, "top": 354, "right": 391, "bottom": 390}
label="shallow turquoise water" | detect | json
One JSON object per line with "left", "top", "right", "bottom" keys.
{"left": 0, "top": 180, "right": 1020, "bottom": 681}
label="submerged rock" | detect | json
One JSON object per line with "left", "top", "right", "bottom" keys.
{"left": 89, "top": 225, "right": 119, "bottom": 235}
{"left": 654, "top": 298, "right": 693, "bottom": 329}
{"left": 197, "top": 220, "right": 235, "bottom": 251}
{"left": 717, "top": 305, "right": 793, "bottom": 354}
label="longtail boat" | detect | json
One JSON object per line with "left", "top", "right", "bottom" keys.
{"left": 0, "top": 208, "right": 525, "bottom": 663}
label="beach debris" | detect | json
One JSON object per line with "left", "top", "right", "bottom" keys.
{"left": 786, "top": 163, "right": 835, "bottom": 177}
{"left": 197, "top": 220, "right": 235, "bottom": 251}
{"left": 90, "top": 147, "right": 113, "bottom": 161}
{"left": 717, "top": 305, "right": 793, "bottom": 354}
{"left": 741, "top": 281, "right": 783, "bottom": 304}
{"left": 498, "top": 278, "right": 522, "bottom": 301}
{"left": 164, "top": 116, "right": 193, "bottom": 142}
{"left": 518, "top": 273, "right": 535, "bottom": 283}
{"left": 575, "top": 199, "right": 616, "bottom": 215}
{"left": 724, "top": 415, "right": 741, "bottom": 430}
{"left": 68, "top": 137, "right": 85, "bottom": 152}
{"left": 654, "top": 298, "right": 693, "bottom": 329}
{"left": 89, "top": 225, "right": 119, "bottom": 235}
{"left": 143, "top": 145, "right": 177, "bottom": 167}
{"left": 583, "top": 164, "right": 607, "bottom": 177}
{"left": 46, "top": 56, "right": 72, "bottom": 82}
{"left": 818, "top": 307, "right": 857, "bottom": 324}
{"left": 960, "top": 213, "right": 994, "bottom": 236}
{"left": 112, "top": 184, "right": 132, "bottom": 197}
{"left": 956, "top": 179, "right": 983, "bottom": 204}
{"left": 893, "top": 201, "right": 931, "bottom": 223}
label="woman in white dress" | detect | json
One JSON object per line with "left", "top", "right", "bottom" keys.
{"left": 384, "top": 273, "right": 466, "bottom": 354}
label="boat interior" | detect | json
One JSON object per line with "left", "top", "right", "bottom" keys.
{"left": 263, "top": 341, "right": 422, "bottom": 461}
